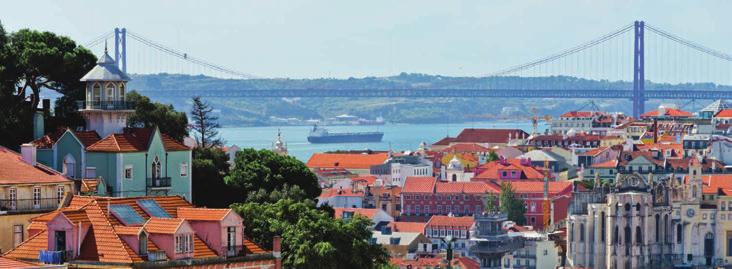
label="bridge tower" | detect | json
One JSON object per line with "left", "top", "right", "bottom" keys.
{"left": 113, "top": 28, "right": 127, "bottom": 73}
{"left": 632, "top": 21, "right": 645, "bottom": 118}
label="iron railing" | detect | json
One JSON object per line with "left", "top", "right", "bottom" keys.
{"left": 77, "top": 100, "right": 135, "bottom": 110}
{"left": 146, "top": 250, "right": 167, "bottom": 261}
{"left": 0, "top": 198, "right": 60, "bottom": 213}
{"left": 219, "top": 245, "right": 247, "bottom": 257}
{"left": 147, "top": 177, "right": 172, "bottom": 188}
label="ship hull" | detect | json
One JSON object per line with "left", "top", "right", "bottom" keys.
{"left": 307, "top": 133, "right": 383, "bottom": 143}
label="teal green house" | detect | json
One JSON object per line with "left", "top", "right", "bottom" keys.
{"left": 29, "top": 48, "right": 192, "bottom": 200}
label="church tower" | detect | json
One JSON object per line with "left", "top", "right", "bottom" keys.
{"left": 78, "top": 46, "right": 134, "bottom": 138}
{"left": 272, "top": 129, "right": 288, "bottom": 156}
{"left": 687, "top": 156, "right": 702, "bottom": 202}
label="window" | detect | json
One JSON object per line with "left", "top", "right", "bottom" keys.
{"left": 655, "top": 214, "right": 660, "bottom": 242}
{"left": 124, "top": 165, "right": 133, "bottom": 179}
{"left": 636, "top": 226, "right": 642, "bottom": 243}
{"left": 152, "top": 156, "right": 161, "bottom": 179}
{"left": 63, "top": 154, "right": 76, "bottom": 178}
{"left": 601, "top": 212, "right": 606, "bottom": 242}
{"left": 57, "top": 185, "right": 65, "bottom": 204}
{"left": 180, "top": 162, "right": 188, "bottom": 177}
{"left": 175, "top": 234, "right": 193, "bottom": 253}
{"left": 8, "top": 187, "right": 17, "bottom": 210}
{"left": 727, "top": 232, "right": 732, "bottom": 256}
{"left": 119, "top": 83, "right": 126, "bottom": 100}
{"left": 579, "top": 224, "right": 585, "bottom": 242}
{"left": 677, "top": 224, "right": 682, "bottom": 244}
{"left": 105, "top": 82, "right": 115, "bottom": 101}
{"left": 139, "top": 233, "right": 148, "bottom": 255}
{"left": 13, "top": 225, "right": 23, "bottom": 247}
{"left": 92, "top": 83, "right": 101, "bottom": 102}
{"left": 33, "top": 187, "right": 41, "bottom": 209}
{"left": 424, "top": 206, "right": 430, "bottom": 215}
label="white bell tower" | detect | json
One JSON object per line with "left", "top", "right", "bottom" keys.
{"left": 78, "top": 46, "right": 134, "bottom": 138}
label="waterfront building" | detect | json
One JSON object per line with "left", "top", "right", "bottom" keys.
{"left": 3, "top": 195, "right": 280, "bottom": 268}
{"left": 28, "top": 50, "right": 192, "bottom": 200}
{"left": 0, "top": 146, "right": 74, "bottom": 254}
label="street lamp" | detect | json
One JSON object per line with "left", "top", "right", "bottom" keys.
{"left": 441, "top": 235, "right": 457, "bottom": 269}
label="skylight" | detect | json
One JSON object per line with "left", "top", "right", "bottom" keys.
{"left": 137, "top": 199, "right": 171, "bottom": 218}
{"left": 110, "top": 204, "right": 146, "bottom": 225}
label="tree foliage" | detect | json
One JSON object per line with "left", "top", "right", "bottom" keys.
{"left": 487, "top": 151, "right": 500, "bottom": 162}
{"left": 224, "top": 148, "right": 321, "bottom": 202}
{"left": 0, "top": 22, "right": 95, "bottom": 149}
{"left": 126, "top": 90, "right": 189, "bottom": 141}
{"left": 191, "top": 147, "right": 238, "bottom": 207}
{"left": 499, "top": 181, "right": 527, "bottom": 225}
{"left": 190, "top": 96, "right": 221, "bottom": 148}
{"left": 232, "top": 198, "right": 390, "bottom": 269}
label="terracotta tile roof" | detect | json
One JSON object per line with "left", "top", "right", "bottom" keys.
{"left": 177, "top": 207, "right": 232, "bottom": 221}
{"left": 578, "top": 146, "right": 609, "bottom": 157}
{"left": 30, "top": 128, "right": 66, "bottom": 149}
{"left": 439, "top": 143, "right": 492, "bottom": 153}
{"left": 351, "top": 175, "right": 378, "bottom": 186}
{"left": 243, "top": 238, "right": 268, "bottom": 254}
{"left": 403, "top": 176, "right": 437, "bottom": 193}
{"left": 0, "top": 146, "right": 71, "bottom": 184}
{"left": 74, "top": 131, "right": 102, "bottom": 147}
{"left": 193, "top": 234, "right": 218, "bottom": 258}
{"left": 86, "top": 128, "right": 189, "bottom": 152}
{"left": 83, "top": 201, "right": 138, "bottom": 263}
{"left": 591, "top": 159, "right": 619, "bottom": 168}
{"left": 641, "top": 108, "right": 693, "bottom": 118}
{"left": 714, "top": 109, "right": 732, "bottom": 118}
{"left": 333, "top": 208, "right": 381, "bottom": 219}
{"left": 0, "top": 257, "right": 41, "bottom": 268}
{"left": 432, "top": 136, "right": 456, "bottom": 146}
{"left": 319, "top": 187, "right": 365, "bottom": 199}
{"left": 4, "top": 229, "right": 48, "bottom": 260}
{"left": 144, "top": 217, "right": 184, "bottom": 234}
{"left": 473, "top": 159, "right": 545, "bottom": 181}
{"left": 426, "top": 215, "right": 474, "bottom": 228}
{"left": 453, "top": 128, "right": 528, "bottom": 144}
{"left": 560, "top": 111, "right": 598, "bottom": 118}
{"left": 390, "top": 257, "right": 444, "bottom": 267}
{"left": 454, "top": 257, "right": 481, "bottom": 269}
{"left": 306, "top": 152, "right": 388, "bottom": 169}
{"left": 505, "top": 181, "right": 573, "bottom": 194}
{"left": 114, "top": 225, "right": 143, "bottom": 236}
{"left": 389, "top": 222, "right": 426, "bottom": 233}
{"left": 81, "top": 179, "right": 100, "bottom": 194}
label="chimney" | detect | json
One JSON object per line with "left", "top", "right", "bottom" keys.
{"left": 20, "top": 143, "right": 37, "bottom": 166}
{"left": 273, "top": 236, "right": 282, "bottom": 269}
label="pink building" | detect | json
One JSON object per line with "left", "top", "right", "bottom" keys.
{"left": 401, "top": 177, "right": 498, "bottom": 221}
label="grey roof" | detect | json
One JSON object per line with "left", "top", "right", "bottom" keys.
{"left": 700, "top": 99, "right": 730, "bottom": 113}
{"left": 80, "top": 51, "right": 131, "bottom": 82}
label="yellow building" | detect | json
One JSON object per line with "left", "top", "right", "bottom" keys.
{"left": 0, "top": 145, "right": 73, "bottom": 253}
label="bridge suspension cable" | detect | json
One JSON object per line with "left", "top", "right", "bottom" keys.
{"left": 125, "top": 30, "right": 256, "bottom": 79}
{"left": 486, "top": 23, "right": 634, "bottom": 77}
{"left": 646, "top": 24, "right": 732, "bottom": 62}
{"left": 83, "top": 31, "right": 114, "bottom": 48}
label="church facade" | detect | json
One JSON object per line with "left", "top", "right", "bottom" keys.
{"left": 567, "top": 157, "right": 732, "bottom": 268}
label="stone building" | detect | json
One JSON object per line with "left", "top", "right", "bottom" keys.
{"left": 567, "top": 157, "right": 725, "bottom": 268}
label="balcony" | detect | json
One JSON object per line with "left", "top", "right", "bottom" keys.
{"left": 220, "top": 245, "right": 247, "bottom": 258}
{"left": 77, "top": 100, "right": 134, "bottom": 110}
{"left": 147, "top": 177, "right": 172, "bottom": 188}
{"left": 0, "top": 198, "right": 60, "bottom": 214}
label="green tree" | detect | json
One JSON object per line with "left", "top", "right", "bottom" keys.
{"left": 484, "top": 193, "right": 499, "bottom": 213}
{"left": 225, "top": 148, "right": 321, "bottom": 202}
{"left": 499, "top": 181, "right": 527, "bottom": 225}
{"left": 232, "top": 198, "right": 390, "bottom": 269}
{"left": 0, "top": 23, "right": 95, "bottom": 149}
{"left": 190, "top": 96, "right": 221, "bottom": 148}
{"left": 487, "top": 151, "right": 500, "bottom": 162}
{"left": 126, "top": 91, "right": 189, "bottom": 141}
{"left": 191, "top": 146, "right": 238, "bottom": 207}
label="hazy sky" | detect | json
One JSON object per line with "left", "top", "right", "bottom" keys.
{"left": 1, "top": 0, "right": 731, "bottom": 78}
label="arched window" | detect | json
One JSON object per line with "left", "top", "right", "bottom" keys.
{"left": 105, "top": 82, "right": 115, "bottom": 102}
{"left": 119, "top": 83, "right": 126, "bottom": 100}
{"left": 624, "top": 226, "right": 631, "bottom": 245}
{"left": 692, "top": 185, "right": 698, "bottom": 199}
{"left": 452, "top": 174, "right": 457, "bottom": 182}
{"left": 92, "top": 83, "right": 102, "bottom": 102}
{"left": 570, "top": 223, "right": 575, "bottom": 242}
{"left": 676, "top": 224, "right": 682, "bottom": 243}
{"left": 636, "top": 202, "right": 641, "bottom": 212}
{"left": 614, "top": 226, "right": 619, "bottom": 244}
{"left": 636, "top": 226, "right": 642, "bottom": 243}
{"left": 664, "top": 215, "right": 669, "bottom": 243}
{"left": 63, "top": 154, "right": 76, "bottom": 178}
{"left": 152, "top": 156, "right": 161, "bottom": 179}
{"left": 624, "top": 203, "right": 631, "bottom": 212}
{"left": 139, "top": 233, "right": 148, "bottom": 255}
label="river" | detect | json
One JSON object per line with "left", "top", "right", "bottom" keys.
{"left": 219, "top": 121, "right": 546, "bottom": 161}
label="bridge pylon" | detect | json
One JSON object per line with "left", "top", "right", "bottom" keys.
{"left": 632, "top": 21, "right": 645, "bottom": 118}
{"left": 113, "top": 28, "right": 127, "bottom": 73}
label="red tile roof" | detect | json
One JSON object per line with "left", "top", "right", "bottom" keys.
{"left": 306, "top": 152, "right": 388, "bottom": 169}
{"left": 86, "top": 128, "right": 189, "bottom": 152}
{"left": 403, "top": 176, "right": 437, "bottom": 193}
{"left": 426, "top": 215, "right": 474, "bottom": 228}
{"left": 435, "top": 181, "right": 499, "bottom": 194}
{"left": 389, "top": 222, "right": 427, "bottom": 233}
{"left": 351, "top": 175, "right": 378, "bottom": 186}
{"left": 333, "top": 208, "right": 381, "bottom": 219}
{"left": 74, "top": 131, "right": 103, "bottom": 147}
{"left": 319, "top": 187, "right": 365, "bottom": 199}
{"left": 30, "top": 128, "right": 67, "bottom": 149}
{"left": 0, "top": 146, "right": 71, "bottom": 184}
{"left": 439, "top": 143, "right": 492, "bottom": 153}
{"left": 591, "top": 159, "right": 619, "bottom": 168}
{"left": 641, "top": 108, "right": 693, "bottom": 118}
{"left": 715, "top": 109, "right": 732, "bottom": 118}
{"left": 432, "top": 136, "right": 456, "bottom": 146}
{"left": 684, "top": 174, "right": 732, "bottom": 195}
{"left": 577, "top": 146, "right": 609, "bottom": 157}
{"left": 0, "top": 257, "right": 41, "bottom": 268}
{"left": 144, "top": 217, "right": 184, "bottom": 234}
{"left": 473, "top": 159, "right": 545, "bottom": 181}
{"left": 453, "top": 128, "right": 528, "bottom": 144}
{"left": 177, "top": 207, "right": 232, "bottom": 221}
{"left": 505, "top": 181, "right": 573, "bottom": 194}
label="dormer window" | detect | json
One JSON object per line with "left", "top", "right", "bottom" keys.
{"left": 139, "top": 233, "right": 148, "bottom": 255}
{"left": 175, "top": 234, "right": 192, "bottom": 254}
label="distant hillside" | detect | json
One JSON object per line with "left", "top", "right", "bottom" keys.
{"left": 127, "top": 73, "right": 729, "bottom": 127}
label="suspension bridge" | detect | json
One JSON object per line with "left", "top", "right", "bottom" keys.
{"left": 84, "top": 21, "right": 732, "bottom": 118}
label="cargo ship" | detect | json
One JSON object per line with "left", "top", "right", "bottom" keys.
{"left": 307, "top": 125, "right": 383, "bottom": 144}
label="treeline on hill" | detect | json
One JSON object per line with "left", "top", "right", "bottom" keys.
{"left": 129, "top": 73, "right": 730, "bottom": 126}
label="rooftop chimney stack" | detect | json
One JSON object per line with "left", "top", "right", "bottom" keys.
{"left": 21, "top": 143, "right": 37, "bottom": 166}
